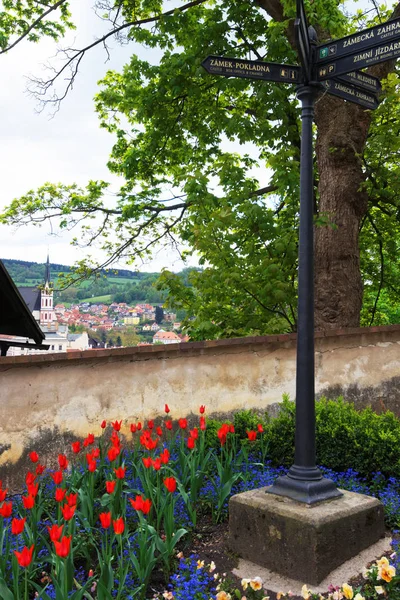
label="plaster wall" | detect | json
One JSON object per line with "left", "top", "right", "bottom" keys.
{"left": 1, "top": 324, "right": 400, "bottom": 488}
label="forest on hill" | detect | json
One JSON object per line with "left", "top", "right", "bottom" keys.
{"left": 2, "top": 258, "right": 195, "bottom": 307}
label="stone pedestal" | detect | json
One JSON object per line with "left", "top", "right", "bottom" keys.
{"left": 228, "top": 488, "right": 385, "bottom": 585}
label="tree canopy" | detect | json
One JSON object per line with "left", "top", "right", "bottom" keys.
{"left": 2, "top": 0, "right": 400, "bottom": 339}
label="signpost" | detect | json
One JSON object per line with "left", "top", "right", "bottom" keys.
{"left": 201, "top": 56, "right": 301, "bottom": 84}
{"left": 201, "top": 0, "right": 399, "bottom": 504}
{"left": 317, "top": 17, "right": 400, "bottom": 63}
{"left": 321, "top": 79, "right": 379, "bottom": 109}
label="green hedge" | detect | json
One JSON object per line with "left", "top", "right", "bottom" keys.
{"left": 206, "top": 397, "right": 400, "bottom": 480}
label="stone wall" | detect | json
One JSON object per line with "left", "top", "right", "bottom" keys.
{"left": 1, "top": 324, "right": 400, "bottom": 489}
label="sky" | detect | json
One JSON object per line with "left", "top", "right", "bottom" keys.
{"left": 0, "top": 1, "right": 195, "bottom": 273}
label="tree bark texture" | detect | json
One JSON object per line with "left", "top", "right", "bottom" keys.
{"left": 314, "top": 96, "right": 371, "bottom": 329}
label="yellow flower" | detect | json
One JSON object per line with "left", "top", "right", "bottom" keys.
{"left": 342, "top": 583, "right": 353, "bottom": 599}
{"left": 261, "top": 597, "right": 270, "bottom": 600}
{"left": 216, "top": 592, "right": 231, "bottom": 600}
{"left": 241, "top": 579, "right": 250, "bottom": 590}
{"left": 354, "top": 594, "right": 365, "bottom": 600}
{"left": 301, "top": 584, "right": 311, "bottom": 599}
{"left": 374, "top": 586, "right": 385, "bottom": 595}
{"left": 276, "top": 593, "right": 284, "bottom": 600}
{"left": 209, "top": 561, "right": 216, "bottom": 572}
{"left": 377, "top": 557, "right": 389, "bottom": 568}
{"left": 196, "top": 560, "right": 205, "bottom": 570}
{"left": 250, "top": 577, "right": 263, "bottom": 591}
{"left": 378, "top": 562, "right": 396, "bottom": 583}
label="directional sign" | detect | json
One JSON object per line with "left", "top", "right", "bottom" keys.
{"left": 201, "top": 56, "right": 301, "bottom": 84}
{"left": 317, "top": 17, "right": 400, "bottom": 63}
{"left": 322, "top": 79, "right": 379, "bottom": 109}
{"left": 336, "top": 70, "right": 381, "bottom": 93}
{"left": 296, "top": 0, "right": 310, "bottom": 78}
{"left": 316, "top": 39, "right": 400, "bottom": 80}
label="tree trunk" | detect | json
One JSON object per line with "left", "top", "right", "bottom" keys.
{"left": 314, "top": 95, "right": 372, "bottom": 330}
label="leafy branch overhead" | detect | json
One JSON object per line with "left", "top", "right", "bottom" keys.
{"left": 2, "top": 0, "right": 400, "bottom": 338}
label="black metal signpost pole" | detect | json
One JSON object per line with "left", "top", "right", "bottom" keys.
{"left": 267, "top": 82, "right": 342, "bottom": 503}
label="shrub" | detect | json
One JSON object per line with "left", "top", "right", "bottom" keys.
{"left": 207, "top": 397, "right": 400, "bottom": 480}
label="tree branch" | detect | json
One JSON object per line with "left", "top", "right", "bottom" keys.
{"left": 29, "top": 0, "right": 209, "bottom": 109}
{"left": 0, "top": 0, "right": 68, "bottom": 55}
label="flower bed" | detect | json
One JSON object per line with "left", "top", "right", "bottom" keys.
{"left": 0, "top": 405, "right": 399, "bottom": 599}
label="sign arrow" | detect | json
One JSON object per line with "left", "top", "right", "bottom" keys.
{"left": 336, "top": 70, "right": 381, "bottom": 93}
{"left": 201, "top": 56, "right": 301, "bottom": 84}
{"left": 322, "top": 79, "right": 379, "bottom": 109}
{"left": 316, "top": 38, "right": 400, "bottom": 80}
{"left": 317, "top": 17, "right": 400, "bottom": 63}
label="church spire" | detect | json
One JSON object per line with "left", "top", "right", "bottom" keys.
{"left": 45, "top": 252, "right": 51, "bottom": 287}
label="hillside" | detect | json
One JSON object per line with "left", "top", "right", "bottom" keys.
{"left": 1, "top": 258, "right": 164, "bottom": 305}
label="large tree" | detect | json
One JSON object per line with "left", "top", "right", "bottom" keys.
{"left": 2, "top": 0, "right": 400, "bottom": 338}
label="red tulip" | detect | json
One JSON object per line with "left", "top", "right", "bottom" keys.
{"left": 217, "top": 424, "right": 229, "bottom": 446}
{"left": 199, "top": 405, "right": 206, "bottom": 414}
{"left": 36, "top": 464, "right": 46, "bottom": 475}
{"left": 257, "top": 423, "right": 264, "bottom": 433}
{"left": 47, "top": 523, "right": 63, "bottom": 542}
{"left": 152, "top": 458, "right": 162, "bottom": 471}
{"left": 55, "top": 488, "right": 66, "bottom": 503}
{"left": 142, "top": 457, "right": 152, "bottom": 468}
{"left": 165, "top": 420, "right": 173, "bottom": 430}
{"left": 190, "top": 427, "right": 198, "bottom": 440}
{"left": 92, "top": 447, "right": 100, "bottom": 458}
{"left": 22, "top": 495, "right": 34, "bottom": 510}
{"left": 164, "top": 404, "right": 170, "bottom": 414}
{"left": 58, "top": 454, "right": 68, "bottom": 470}
{"left": 11, "top": 517, "right": 26, "bottom": 535}
{"left": 160, "top": 448, "right": 170, "bottom": 464}
{"left": 200, "top": 416, "right": 206, "bottom": 431}
{"left": 113, "top": 517, "right": 125, "bottom": 534}
{"left": 14, "top": 544, "right": 34, "bottom": 567}
{"left": 187, "top": 437, "right": 195, "bottom": 450}
{"left": 99, "top": 512, "right": 112, "bottom": 529}
{"left": 178, "top": 418, "right": 187, "bottom": 430}
{"left": 54, "top": 536, "right": 71, "bottom": 558}
{"left": 114, "top": 467, "right": 126, "bottom": 479}
{"left": 130, "top": 423, "right": 137, "bottom": 433}
{"left": 130, "top": 495, "right": 152, "bottom": 514}
{"left": 100, "top": 420, "right": 107, "bottom": 429}
{"left": 0, "top": 501, "right": 12, "bottom": 517}
{"left": 0, "top": 489, "right": 7, "bottom": 502}
{"left": 163, "top": 477, "right": 177, "bottom": 493}
{"left": 71, "top": 441, "right": 81, "bottom": 454}
{"left": 147, "top": 420, "right": 154, "bottom": 430}
{"left": 106, "top": 480, "right": 116, "bottom": 494}
{"left": 25, "top": 472, "right": 36, "bottom": 486}
{"left": 51, "top": 471, "right": 63, "bottom": 485}
{"left": 83, "top": 433, "right": 95, "bottom": 447}
{"left": 111, "top": 420, "right": 122, "bottom": 432}
{"left": 229, "top": 424, "right": 235, "bottom": 434}
{"left": 66, "top": 493, "right": 77, "bottom": 507}
{"left": 88, "top": 460, "right": 97, "bottom": 472}
{"left": 27, "top": 482, "right": 39, "bottom": 497}
{"left": 29, "top": 451, "right": 39, "bottom": 463}
{"left": 111, "top": 431, "right": 120, "bottom": 447}
{"left": 247, "top": 430, "right": 257, "bottom": 441}
{"left": 107, "top": 446, "right": 120, "bottom": 462}
{"left": 137, "top": 422, "right": 142, "bottom": 431}
{"left": 156, "top": 426, "right": 163, "bottom": 437}
{"left": 61, "top": 504, "right": 76, "bottom": 520}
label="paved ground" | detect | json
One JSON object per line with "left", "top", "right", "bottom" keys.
{"left": 232, "top": 536, "right": 392, "bottom": 597}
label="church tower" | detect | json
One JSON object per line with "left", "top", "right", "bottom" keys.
{"left": 40, "top": 254, "right": 56, "bottom": 326}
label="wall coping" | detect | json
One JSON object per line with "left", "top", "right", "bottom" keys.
{"left": 1, "top": 323, "right": 400, "bottom": 367}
